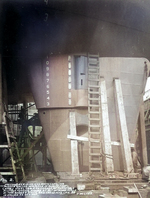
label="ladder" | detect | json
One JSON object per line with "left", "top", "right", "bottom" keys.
{"left": 0, "top": 112, "right": 26, "bottom": 182}
{"left": 88, "top": 54, "right": 102, "bottom": 172}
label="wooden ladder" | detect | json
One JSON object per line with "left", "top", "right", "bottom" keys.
{"left": 0, "top": 112, "right": 26, "bottom": 182}
{"left": 88, "top": 54, "right": 102, "bottom": 172}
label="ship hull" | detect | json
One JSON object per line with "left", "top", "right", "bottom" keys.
{"left": 29, "top": 56, "right": 149, "bottom": 173}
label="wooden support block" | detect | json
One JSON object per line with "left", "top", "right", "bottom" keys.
{"left": 114, "top": 79, "right": 133, "bottom": 173}
{"left": 101, "top": 78, "right": 114, "bottom": 172}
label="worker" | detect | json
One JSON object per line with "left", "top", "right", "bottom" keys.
{"left": 18, "top": 107, "right": 30, "bottom": 147}
{"left": 131, "top": 147, "right": 141, "bottom": 173}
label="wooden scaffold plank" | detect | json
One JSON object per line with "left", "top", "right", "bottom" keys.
{"left": 69, "top": 111, "right": 79, "bottom": 175}
{"left": 100, "top": 78, "right": 114, "bottom": 172}
{"left": 114, "top": 79, "right": 133, "bottom": 173}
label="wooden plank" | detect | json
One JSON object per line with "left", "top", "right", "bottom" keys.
{"left": 67, "top": 135, "right": 88, "bottom": 141}
{"left": 69, "top": 112, "right": 79, "bottom": 175}
{"left": 101, "top": 78, "right": 114, "bottom": 172}
{"left": 67, "top": 135, "right": 135, "bottom": 147}
{"left": 111, "top": 141, "right": 134, "bottom": 147}
{"left": 114, "top": 79, "right": 133, "bottom": 173}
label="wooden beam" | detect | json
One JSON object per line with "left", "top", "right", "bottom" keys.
{"left": 67, "top": 135, "right": 88, "bottom": 141}
{"left": 114, "top": 79, "right": 134, "bottom": 173}
{"left": 111, "top": 141, "right": 134, "bottom": 147}
{"left": 69, "top": 112, "right": 79, "bottom": 175}
{"left": 139, "top": 103, "right": 148, "bottom": 166}
{"left": 20, "top": 131, "right": 44, "bottom": 159}
{"left": 67, "top": 135, "right": 134, "bottom": 147}
{"left": 100, "top": 78, "right": 114, "bottom": 172}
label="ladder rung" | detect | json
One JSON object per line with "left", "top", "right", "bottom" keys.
{"left": 0, "top": 167, "right": 20, "bottom": 170}
{"left": 88, "top": 87, "right": 99, "bottom": 90}
{"left": 88, "top": 104, "right": 100, "bottom": 107}
{"left": 90, "top": 146, "right": 101, "bottom": 149}
{"left": 88, "top": 91, "right": 99, "bottom": 94}
{"left": 89, "top": 60, "right": 99, "bottom": 63}
{"left": 89, "top": 111, "right": 100, "bottom": 114}
{"left": 88, "top": 60, "right": 99, "bottom": 64}
{"left": 89, "top": 132, "right": 100, "bottom": 134}
{"left": 89, "top": 138, "right": 101, "bottom": 144}
{"left": 89, "top": 121, "right": 100, "bottom": 124}
{"left": 88, "top": 66, "right": 99, "bottom": 70}
{"left": 88, "top": 58, "right": 99, "bottom": 61}
{"left": 89, "top": 118, "right": 100, "bottom": 121}
{"left": 88, "top": 59, "right": 99, "bottom": 62}
{"left": 88, "top": 79, "right": 99, "bottom": 82}
{"left": 89, "top": 131, "right": 101, "bottom": 136}
{"left": 89, "top": 104, "right": 100, "bottom": 107}
{"left": 88, "top": 66, "right": 99, "bottom": 71}
{"left": 89, "top": 98, "right": 99, "bottom": 101}
{"left": 88, "top": 76, "right": 100, "bottom": 79}
{"left": 88, "top": 58, "right": 99, "bottom": 63}
{"left": 88, "top": 99, "right": 99, "bottom": 102}
{"left": 89, "top": 85, "right": 99, "bottom": 88}
{"left": 90, "top": 168, "right": 101, "bottom": 171}
{"left": 90, "top": 135, "right": 101, "bottom": 138}
{"left": 89, "top": 124, "right": 101, "bottom": 128}
{"left": 88, "top": 68, "right": 99, "bottom": 71}
{"left": 88, "top": 99, "right": 99, "bottom": 103}
{"left": 90, "top": 139, "right": 100, "bottom": 143}
{"left": 88, "top": 84, "right": 99, "bottom": 87}
{"left": 0, "top": 172, "right": 16, "bottom": 175}
{"left": 89, "top": 153, "right": 100, "bottom": 156}
{"left": 88, "top": 67, "right": 99, "bottom": 71}
{"left": 0, "top": 167, "right": 13, "bottom": 170}
{"left": 89, "top": 160, "right": 101, "bottom": 163}
{"left": 88, "top": 73, "right": 99, "bottom": 75}
{"left": 0, "top": 145, "right": 9, "bottom": 148}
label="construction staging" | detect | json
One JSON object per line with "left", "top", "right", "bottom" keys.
{"left": 1, "top": 0, "right": 150, "bottom": 197}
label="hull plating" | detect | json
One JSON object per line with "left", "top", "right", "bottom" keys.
{"left": 29, "top": 56, "right": 149, "bottom": 172}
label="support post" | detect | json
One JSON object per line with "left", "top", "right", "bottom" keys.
{"left": 139, "top": 103, "right": 148, "bottom": 166}
{"left": 114, "top": 79, "right": 134, "bottom": 173}
{"left": 69, "top": 111, "right": 79, "bottom": 175}
{"left": 100, "top": 78, "right": 114, "bottom": 172}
